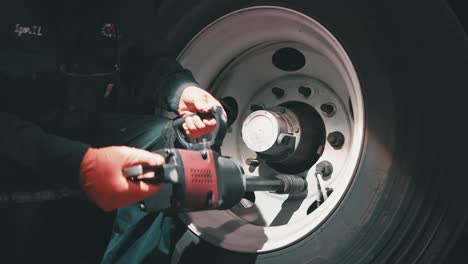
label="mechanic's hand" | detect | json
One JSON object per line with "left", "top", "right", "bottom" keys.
{"left": 80, "top": 146, "right": 164, "bottom": 211}
{"left": 178, "top": 86, "right": 226, "bottom": 139}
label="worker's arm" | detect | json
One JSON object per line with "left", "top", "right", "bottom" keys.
{"left": 143, "top": 58, "right": 226, "bottom": 139}
{"left": 79, "top": 146, "right": 164, "bottom": 211}
{"left": 143, "top": 57, "right": 199, "bottom": 113}
{"left": 0, "top": 112, "right": 89, "bottom": 187}
{"left": 112, "top": 0, "right": 225, "bottom": 138}
{"left": 0, "top": 112, "right": 164, "bottom": 211}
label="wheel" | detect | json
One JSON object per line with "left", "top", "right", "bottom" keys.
{"left": 153, "top": 0, "right": 468, "bottom": 263}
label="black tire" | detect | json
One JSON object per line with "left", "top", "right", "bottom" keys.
{"left": 153, "top": 0, "right": 468, "bottom": 263}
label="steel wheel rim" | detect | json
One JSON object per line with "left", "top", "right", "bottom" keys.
{"left": 176, "top": 6, "right": 365, "bottom": 253}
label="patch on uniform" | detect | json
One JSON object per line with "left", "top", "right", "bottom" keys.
{"left": 101, "top": 22, "right": 117, "bottom": 39}
{"left": 14, "top": 23, "right": 44, "bottom": 38}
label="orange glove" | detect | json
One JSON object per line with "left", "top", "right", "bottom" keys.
{"left": 178, "top": 86, "right": 226, "bottom": 139}
{"left": 79, "top": 146, "right": 164, "bottom": 211}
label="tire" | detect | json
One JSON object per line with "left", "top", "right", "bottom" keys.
{"left": 153, "top": 0, "right": 468, "bottom": 263}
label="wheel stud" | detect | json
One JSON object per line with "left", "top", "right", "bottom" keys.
{"left": 272, "top": 87, "right": 285, "bottom": 98}
{"left": 320, "top": 103, "right": 336, "bottom": 117}
{"left": 298, "top": 86, "right": 312, "bottom": 97}
{"left": 327, "top": 131, "right": 345, "bottom": 149}
{"left": 250, "top": 104, "right": 264, "bottom": 111}
{"left": 246, "top": 158, "right": 260, "bottom": 166}
{"left": 246, "top": 158, "right": 260, "bottom": 172}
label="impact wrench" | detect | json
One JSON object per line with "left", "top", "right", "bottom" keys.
{"left": 124, "top": 106, "right": 308, "bottom": 212}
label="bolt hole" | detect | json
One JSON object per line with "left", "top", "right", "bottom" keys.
{"left": 307, "top": 200, "right": 320, "bottom": 215}
{"left": 272, "top": 47, "right": 306, "bottom": 72}
{"left": 220, "top": 96, "right": 238, "bottom": 127}
{"left": 239, "top": 192, "right": 256, "bottom": 208}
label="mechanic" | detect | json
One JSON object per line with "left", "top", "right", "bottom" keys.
{"left": 1, "top": 85, "right": 222, "bottom": 210}
{"left": 1, "top": 84, "right": 223, "bottom": 263}
{"left": 0, "top": 0, "right": 225, "bottom": 262}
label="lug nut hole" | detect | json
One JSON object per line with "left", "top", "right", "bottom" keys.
{"left": 327, "top": 131, "right": 345, "bottom": 149}
{"left": 250, "top": 104, "right": 265, "bottom": 111}
{"left": 272, "top": 87, "right": 285, "bottom": 99}
{"left": 298, "top": 86, "right": 312, "bottom": 97}
{"left": 320, "top": 103, "right": 336, "bottom": 117}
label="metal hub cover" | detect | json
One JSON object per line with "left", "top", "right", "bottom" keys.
{"left": 241, "top": 108, "right": 299, "bottom": 158}
{"left": 242, "top": 110, "right": 281, "bottom": 153}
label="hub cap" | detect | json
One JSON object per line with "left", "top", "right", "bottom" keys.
{"left": 242, "top": 110, "right": 286, "bottom": 154}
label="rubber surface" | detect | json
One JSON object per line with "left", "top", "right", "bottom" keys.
{"left": 150, "top": 0, "right": 468, "bottom": 263}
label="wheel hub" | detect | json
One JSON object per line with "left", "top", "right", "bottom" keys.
{"left": 242, "top": 104, "right": 326, "bottom": 173}
{"left": 242, "top": 108, "right": 298, "bottom": 156}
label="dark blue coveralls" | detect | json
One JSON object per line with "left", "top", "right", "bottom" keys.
{"left": 96, "top": 63, "right": 199, "bottom": 263}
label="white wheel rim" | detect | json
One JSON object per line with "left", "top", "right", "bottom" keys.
{"left": 176, "top": 6, "right": 365, "bottom": 253}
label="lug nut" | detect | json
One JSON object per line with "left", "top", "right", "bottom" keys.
{"left": 272, "top": 87, "right": 285, "bottom": 98}
{"left": 298, "top": 86, "right": 312, "bottom": 97}
{"left": 250, "top": 104, "right": 264, "bottom": 111}
{"left": 248, "top": 166, "right": 258, "bottom": 173}
{"left": 320, "top": 103, "right": 336, "bottom": 117}
{"left": 246, "top": 158, "right": 260, "bottom": 173}
{"left": 316, "top": 160, "right": 333, "bottom": 177}
{"left": 327, "top": 131, "right": 345, "bottom": 149}
{"left": 246, "top": 158, "right": 260, "bottom": 167}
